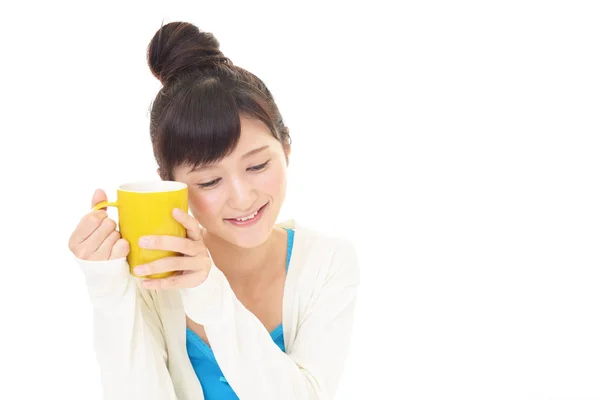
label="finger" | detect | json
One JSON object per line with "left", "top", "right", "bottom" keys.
{"left": 92, "top": 188, "right": 108, "bottom": 210}
{"left": 133, "top": 254, "right": 201, "bottom": 277}
{"left": 142, "top": 270, "right": 207, "bottom": 290}
{"left": 110, "top": 238, "right": 130, "bottom": 260}
{"left": 69, "top": 210, "right": 108, "bottom": 247}
{"left": 91, "top": 230, "right": 121, "bottom": 260}
{"left": 83, "top": 217, "right": 118, "bottom": 253}
{"left": 138, "top": 234, "right": 200, "bottom": 256}
{"left": 172, "top": 208, "right": 203, "bottom": 241}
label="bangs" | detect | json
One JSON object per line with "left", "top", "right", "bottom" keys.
{"left": 157, "top": 77, "right": 241, "bottom": 174}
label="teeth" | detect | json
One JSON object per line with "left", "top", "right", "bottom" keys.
{"left": 235, "top": 209, "right": 259, "bottom": 221}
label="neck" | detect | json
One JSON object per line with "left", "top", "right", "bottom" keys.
{"left": 203, "top": 228, "right": 279, "bottom": 283}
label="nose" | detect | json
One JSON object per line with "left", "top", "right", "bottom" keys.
{"left": 227, "top": 176, "right": 257, "bottom": 212}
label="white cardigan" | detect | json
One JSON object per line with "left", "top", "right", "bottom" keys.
{"left": 76, "top": 220, "right": 359, "bottom": 400}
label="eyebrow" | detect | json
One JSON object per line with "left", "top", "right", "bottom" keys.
{"left": 187, "top": 145, "right": 270, "bottom": 174}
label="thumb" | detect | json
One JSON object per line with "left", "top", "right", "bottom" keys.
{"left": 109, "top": 238, "right": 130, "bottom": 260}
{"left": 92, "top": 188, "right": 108, "bottom": 210}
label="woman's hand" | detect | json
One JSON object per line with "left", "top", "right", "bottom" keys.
{"left": 133, "top": 208, "right": 212, "bottom": 290}
{"left": 68, "top": 189, "right": 130, "bottom": 261}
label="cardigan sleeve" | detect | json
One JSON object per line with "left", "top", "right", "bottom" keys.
{"left": 180, "top": 238, "right": 360, "bottom": 399}
{"left": 76, "top": 256, "right": 180, "bottom": 400}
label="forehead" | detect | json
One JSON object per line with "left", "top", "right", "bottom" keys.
{"left": 236, "top": 116, "right": 275, "bottom": 148}
{"left": 223, "top": 117, "right": 280, "bottom": 159}
{"left": 177, "top": 117, "right": 277, "bottom": 176}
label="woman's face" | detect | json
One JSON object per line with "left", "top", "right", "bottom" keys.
{"left": 171, "top": 116, "right": 290, "bottom": 249}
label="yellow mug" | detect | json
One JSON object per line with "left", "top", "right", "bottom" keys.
{"left": 92, "top": 180, "right": 188, "bottom": 279}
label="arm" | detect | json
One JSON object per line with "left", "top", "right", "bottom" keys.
{"left": 77, "top": 256, "right": 179, "bottom": 400}
{"left": 180, "top": 239, "right": 360, "bottom": 399}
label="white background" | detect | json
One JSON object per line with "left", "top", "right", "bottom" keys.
{"left": 1, "top": 1, "right": 599, "bottom": 399}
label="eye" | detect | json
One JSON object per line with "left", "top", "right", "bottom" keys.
{"left": 197, "top": 178, "right": 221, "bottom": 189}
{"left": 248, "top": 160, "right": 270, "bottom": 171}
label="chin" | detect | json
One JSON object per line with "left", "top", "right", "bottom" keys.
{"left": 217, "top": 230, "right": 268, "bottom": 250}
{"left": 221, "top": 208, "right": 278, "bottom": 248}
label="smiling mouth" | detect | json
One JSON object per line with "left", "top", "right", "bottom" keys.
{"left": 225, "top": 203, "right": 268, "bottom": 222}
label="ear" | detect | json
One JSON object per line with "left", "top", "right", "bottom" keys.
{"left": 284, "top": 145, "right": 291, "bottom": 166}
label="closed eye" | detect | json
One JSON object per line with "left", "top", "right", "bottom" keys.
{"left": 248, "top": 160, "right": 270, "bottom": 171}
{"left": 197, "top": 178, "right": 221, "bottom": 189}
{"left": 197, "top": 160, "right": 270, "bottom": 189}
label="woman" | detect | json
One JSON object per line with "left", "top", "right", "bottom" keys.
{"left": 68, "top": 21, "right": 359, "bottom": 400}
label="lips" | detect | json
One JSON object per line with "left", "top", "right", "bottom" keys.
{"left": 225, "top": 202, "right": 268, "bottom": 226}
{"left": 227, "top": 203, "right": 266, "bottom": 220}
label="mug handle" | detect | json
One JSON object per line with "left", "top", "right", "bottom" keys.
{"left": 92, "top": 200, "right": 118, "bottom": 211}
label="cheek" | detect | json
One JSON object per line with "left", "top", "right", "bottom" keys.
{"left": 260, "top": 164, "right": 287, "bottom": 196}
{"left": 187, "top": 190, "right": 225, "bottom": 223}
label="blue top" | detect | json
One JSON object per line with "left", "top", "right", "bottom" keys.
{"left": 186, "top": 228, "right": 295, "bottom": 399}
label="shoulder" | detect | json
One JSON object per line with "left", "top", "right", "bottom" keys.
{"left": 299, "top": 225, "right": 355, "bottom": 259}
{"left": 284, "top": 220, "right": 359, "bottom": 286}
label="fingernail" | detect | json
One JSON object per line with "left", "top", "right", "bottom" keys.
{"left": 139, "top": 237, "right": 150, "bottom": 247}
{"left": 134, "top": 266, "right": 146, "bottom": 275}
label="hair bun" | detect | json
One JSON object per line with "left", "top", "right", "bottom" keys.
{"left": 147, "top": 21, "right": 231, "bottom": 86}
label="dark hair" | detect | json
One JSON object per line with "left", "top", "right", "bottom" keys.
{"left": 147, "top": 21, "right": 291, "bottom": 180}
